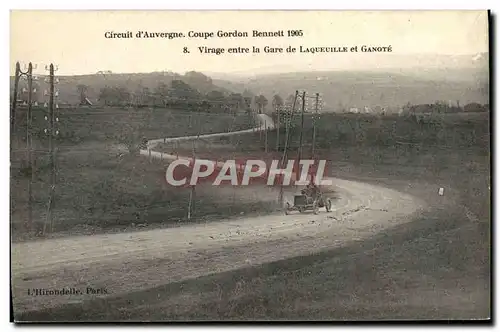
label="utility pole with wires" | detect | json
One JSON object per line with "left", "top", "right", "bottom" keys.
{"left": 311, "top": 93, "right": 323, "bottom": 158}
{"left": 264, "top": 120, "right": 268, "bottom": 153}
{"left": 276, "top": 104, "right": 281, "bottom": 151}
{"left": 187, "top": 105, "right": 204, "bottom": 221}
{"left": 278, "top": 90, "right": 299, "bottom": 206}
{"left": 187, "top": 137, "right": 196, "bottom": 221}
{"left": 281, "top": 91, "right": 299, "bottom": 168}
{"left": 11, "top": 62, "right": 37, "bottom": 232}
{"left": 297, "top": 90, "right": 306, "bottom": 165}
{"left": 27, "top": 63, "right": 34, "bottom": 234}
{"left": 44, "top": 63, "right": 59, "bottom": 234}
{"left": 10, "top": 62, "right": 21, "bottom": 137}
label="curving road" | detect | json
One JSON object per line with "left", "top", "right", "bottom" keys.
{"left": 11, "top": 113, "right": 425, "bottom": 314}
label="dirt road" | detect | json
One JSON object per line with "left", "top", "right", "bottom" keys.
{"left": 11, "top": 114, "right": 425, "bottom": 315}
{"left": 12, "top": 177, "right": 424, "bottom": 314}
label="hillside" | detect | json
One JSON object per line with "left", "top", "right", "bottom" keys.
{"left": 10, "top": 71, "right": 236, "bottom": 106}
{"left": 214, "top": 69, "right": 488, "bottom": 112}
{"left": 212, "top": 53, "right": 489, "bottom": 111}
{"left": 10, "top": 53, "right": 489, "bottom": 110}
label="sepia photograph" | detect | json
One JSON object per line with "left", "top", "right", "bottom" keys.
{"left": 9, "top": 10, "right": 491, "bottom": 322}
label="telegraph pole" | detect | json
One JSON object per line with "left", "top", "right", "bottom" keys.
{"left": 187, "top": 142, "right": 195, "bottom": 221}
{"left": 297, "top": 91, "right": 306, "bottom": 163}
{"left": 25, "top": 63, "right": 34, "bottom": 233}
{"left": 187, "top": 123, "right": 197, "bottom": 221}
{"left": 281, "top": 91, "right": 299, "bottom": 167}
{"left": 12, "top": 62, "right": 38, "bottom": 232}
{"left": 44, "top": 64, "right": 58, "bottom": 233}
{"left": 276, "top": 104, "right": 280, "bottom": 151}
{"left": 187, "top": 104, "right": 204, "bottom": 221}
{"left": 312, "top": 93, "right": 320, "bottom": 157}
{"left": 278, "top": 90, "right": 298, "bottom": 206}
{"left": 264, "top": 120, "right": 268, "bottom": 153}
{"left": 11, "top": 62, "right": 21, "bottom": 135}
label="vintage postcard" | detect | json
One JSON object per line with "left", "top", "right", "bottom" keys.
{"left": 10, "top": 10, "right": 490, "bottom": 322}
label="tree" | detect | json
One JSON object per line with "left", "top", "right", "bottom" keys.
{"left": 228, "top": 93, "right": 244, "bottom": 108}
{"left": 142, "top": 86, "right": 153, "bottom": 106}
{"left": 132, "top": 86, "right": 144, "bottom": 106}
{"left": 205, "top": 90, "right": 226, "bottom": 112}
{"left": 98, "top": 86, "right": 131, "bottom": 106}
{"left": 272, "top": 94, "right": 284, "bottom": 110}
{"left": 115, "top": 109, "right": 153, "bottom": 154}
{"left": 169, "top": 80, "right": 200, "bottom": 101}
{"left": 254, "top": 95, "right": 268, "bottom": 114}
{"left": 154, "top": 82, "right": 169, "bottom": 107}
{"left": 464, "top": 102, "right": 486, "bottom": 113}
{"left": 99, "top": 86, "right": 115, "bottom": 106}
{"left": 242, "top": 96, "right": 252, "bottom": 112}
{"left": 116, "top": 87, "right": 131, "bottom": 105}
{"left": 285, "top": 94, "right": 297, "bottom": 110}
{"left": 183, "top": 71, "right": 213, "bottom": 92}
{"left": 206, "top": 90, "right": 225, "bottom": 102}
{"left": 261, "top": 96, "right": 268, "bottom": 112}
{"left": 77, "top": 84, "right": 89, "bottom": 105}
{"left": 165, "top": 80, "right": 201, "bottom": 109}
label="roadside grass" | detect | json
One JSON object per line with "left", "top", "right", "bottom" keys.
{"left": 13, "top": 111, "right": 491, "bottom": 320}
{"left": 127, "top": 142, "right": 488, "bottom": 321}
{"left": 113, "top": 114, "right": 493, "bottom": 320}
{"left": 161, "top": 130, "right": 488, "bottom": 320}
{"left": 18, "top": 199, "right": 490, "bottom": 321}
{"left": 125, "top": 159, "right": 490, "bottom": 321}
{"left": 12, "top": 107, "right": 255, "bottom": 149}
{"left": 10, "top": 107, "right": 258, "bottom": 241}
{"left": 177, "top": 212, "right": 489, "bottom": 321}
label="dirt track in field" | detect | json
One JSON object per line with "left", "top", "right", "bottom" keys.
{"left": 11, "top": 114, "right": 425, "bottom": 315}
{"left": 12, "top": 177, "right": 424, "bottom": 313}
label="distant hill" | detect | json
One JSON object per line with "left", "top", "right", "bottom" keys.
{"left": 10, "top": 71, "right": 236, "bottom": 106}
{"left": 10, "top": 53, "right": 489, "bottom": 110}
{"left": 214, "top": 69, "right": 488, "bottom": 112}
{"left": 208, "top": 52, "right": 489, "bottom": 78}
{"left": 211, "top": 53, "right": 489, "bottom": 111}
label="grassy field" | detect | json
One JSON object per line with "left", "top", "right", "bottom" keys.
{"left": 69, "top": 112, "right": 492, "bottom": 320}
{"left": 12, "top": 106, "right": 255, "bottom": 147}
{"left": 157, "top": 112, "right": 489, "bottom": 320}
{"left": 10, "top": 107, "right": 258, "bottom": 241}
{"left": 17, "top": 164, "right": 490, "bottom": 321}
{"left": 152, "top": 159, "right": 489, "bottom": 321}
{"left": 13, "top": 111, "right": 491, "bottom": 320}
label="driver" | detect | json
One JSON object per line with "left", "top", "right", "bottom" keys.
{"left": 306, "top": 181, "right": 320, "bottom": 200}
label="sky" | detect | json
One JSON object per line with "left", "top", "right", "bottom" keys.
{"left": 10, "top": 10, "right": 489, "bottom": 76}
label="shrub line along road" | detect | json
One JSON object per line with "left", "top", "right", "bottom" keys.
{"left": 11, "top": 114, "right": 425, "bottom": 314}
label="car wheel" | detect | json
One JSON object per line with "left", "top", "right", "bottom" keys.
{"left": 326, "top": 199, "right": 332, "bottom": 212}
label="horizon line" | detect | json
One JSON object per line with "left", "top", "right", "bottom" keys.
{"left": 9, "top": 51, "right": 489, "bottom": 77}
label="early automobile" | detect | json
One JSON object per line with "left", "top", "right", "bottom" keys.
{"left": 285, "top": 185, "right": 332, "bottom": 215}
